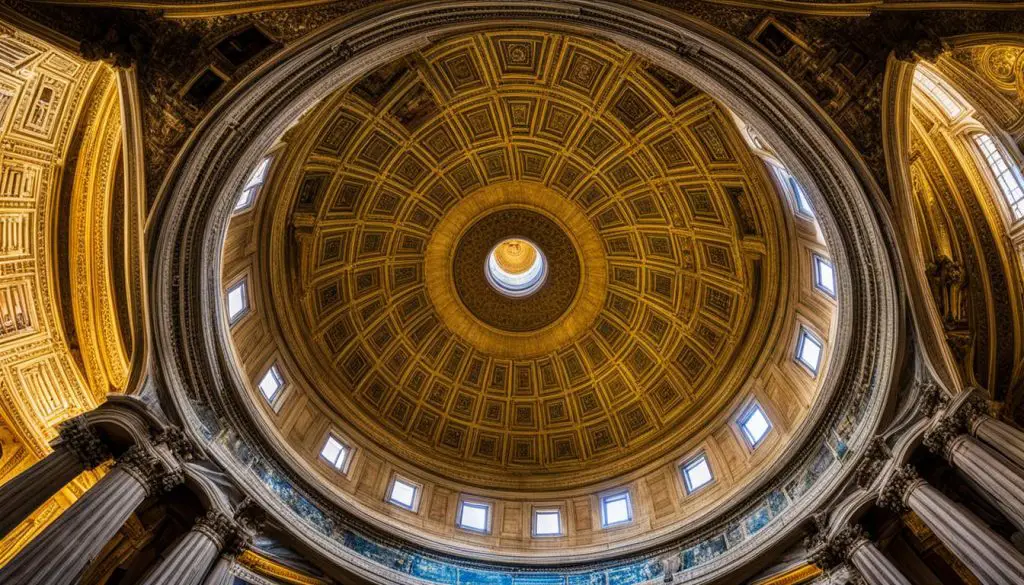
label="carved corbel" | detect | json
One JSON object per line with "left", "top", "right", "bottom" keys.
{"left": 854, "top": 436, "right": 891, "bottom": 489}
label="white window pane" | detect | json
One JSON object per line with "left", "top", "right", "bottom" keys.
{"left": 742, "top": 406, "right": 771, "bottom": 445}
{"left": 815, "top": 256, "right": 836, "bottom": 296}
{"left": 390, "top": 479, "right": 417, "bottom": 509}
{"left": 535, "top": 511, "right": 561, "bottom": 535}
{"left": 913, "top": 69, "right": 964, "bottom": 118}
{"left": 798, "top": 332, "right": 823, "bottom": 372}
{"left": 236, "top": 156, "right": 271, "bottom": 212}
{"left": 227, "top": 281, "right": 248, "bottom": 322}
{"left": 259, "top": 366, "right": 282, "bottom": 402}
{"left": 321, "top": 436, "right": 343, "bottom": 463}
{"left": 974, "top": 134, "right": 1024, "bottom": 220}
{"left": 460, "top": 503, "right": 489, "bottom": 532}
{"left": 603, "top": 494, "right": 630, "bottom": 526}
{"left": 684, "top": 456, "right": 713, "bottom": 492}
{"left": 791, "top": 177, "right": 814, "bottom": 216}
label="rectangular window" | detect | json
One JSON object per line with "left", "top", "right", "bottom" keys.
{"left": 796, "top": 327, "right": 824, "bottom": 374}
{"left": 739, "top": 402, "right": 772, "bottom": 448}
{"left": 320, "top": 434, "right": 349, "bottom": 471}
{"left": 258, "top": 364, "right": 284, "bottom": 403}
{"left": 913, "top": 68, "right": 964, "bottom": 119}
{"left": 235, "top": 156, "right": 271, "bottom": 212}
{"left": 974, "top": 133, "right": 1024, "bottom": 220}
{"left": 771, "top": 164, "right": 814, "bottom": 217}
{"left": 534, "top": 509, "right": 562, "bottom": 537}
{"left": 600, "top": 491, "right": 632, "bottom": 528}
{"left": 813, "top": 254, "right": 836, "bottom": 297}
{"left": 226, "top": 279, "right": 249, "bottom": 324}
{"left": 681, "top": 452, "right": 714, "bottom": 494}
{"left": 388, "top": 477, "right": 418, "bottom": 511}
{"left": 458, "top": 500, "right": 490, "bottom": 533}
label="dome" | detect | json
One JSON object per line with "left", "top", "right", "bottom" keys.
{"left": 220, "top": 27, "right": 841, "bottom": 558}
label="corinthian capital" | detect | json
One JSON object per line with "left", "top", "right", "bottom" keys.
{"left": 810, "top": 524, "right": 867, "bottom": 570}
{"left": 922, "top": 416, "right": 962, "bottom": 458}
{"left": 116, "top": 446, "right": 184, "bottom": 496}
{"left": 57, "top": 417, "right": 111, "bottom": 469}
{"left": 195, "top": 510, "right": 238, "bottom": 549}
{"left": 878, "top": 465, "right": 921, "bottom": 513}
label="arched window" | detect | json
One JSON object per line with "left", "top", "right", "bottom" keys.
{"left": 972, "top": 133, "right": 1024, "bottom": 221}
{"left": 913, "top": 68, "right": 964, "bottom": 119}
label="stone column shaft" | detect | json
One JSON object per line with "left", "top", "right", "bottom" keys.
{"left": 902, "top": 476, "right": 1024, "bottom": 584}
{"left": 138, "top": 530, "right": 221, "bottom": 585}
{"left": 973, "top": 415, "right": 1024, "bottom": 472}
{"left": 0, "top": 466, "right": 149, "bottom": 585}
{"left": 849, "top": 539, "right": 913, "bottom": 585}
{"left": 948, "top": 435, "right": 1024, "bottom": 533}
{"left": 0, "top": 447, "right": 84, "bottom": 539}
{"left": 139, "top": 511, "right": 236, "bottom": 585}
{"left": 201, "top": 556, "right": 234, "bottom": 585}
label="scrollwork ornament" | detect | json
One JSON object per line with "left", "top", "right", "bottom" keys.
{"left": 918, "top": 381, "right": 949, "bottom": 418}
{"left": 854, "top": 436, "right": 890, "bottom": 489}
{"left": 155, "top": 426, "right": 198, "bottom": 462}
{"left": 878, "top": 465, "right": 921, "bottom": 514}
{"left": 57, "top": 417, "right": 111, "bottom": 469}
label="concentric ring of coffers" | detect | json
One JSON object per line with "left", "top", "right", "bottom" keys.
{"left": 217, "top": 27, "right": 848, "bottom": 558}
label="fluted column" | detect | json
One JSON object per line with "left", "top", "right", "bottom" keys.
{"left": 926, "top": 419, "right": 1024, "bottom": 532}
{"left": 139, "top": 510, "right": 236, "bottom": 585}
{"left": 971, "top": 414, "right": 1024, "bottom": 472}
{"left": 0, "top": 446, "right": 180, "bottom": 585}
{"left": 201, "top": 556, "right": 235, "bottom": 585}
{"left": 811, "top": 525, "right": 911, "bottom": 585}
{"left": 0, "top": 417, "right": 110, "bottom": 538}
{"left": 879, "top": 465, "right": 1024, "bottom": 585}
{"left": 848, "top": 537, "right": 913, "bottom": 585}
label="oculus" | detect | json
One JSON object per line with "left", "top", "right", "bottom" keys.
{"left": 484, "top": 237, "right": 547, "bottom": 298}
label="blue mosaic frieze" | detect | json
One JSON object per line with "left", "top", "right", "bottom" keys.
{"left": 195, "top": 371, "right": 871, "bottom": 585}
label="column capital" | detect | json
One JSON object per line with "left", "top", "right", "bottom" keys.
{"left": 923, "top": 416, "right": 964, "bottom": 459}
{"left": 57, "top": 417, "right": 111, "bottom": 469}
{"left": 195, "top": 510, "right": 238, "bottom": 550}
{"left": 154, "top": 426, "right": 199, "bottom": 463}
{"left": 918, "top": 381, "right": 950, "bottom": 418}
{"left": 878, "top": 465, "right": 923, "bottom": 513}
{"left": 116, "top": 446, "right": 184, "bottom": 497}
{"left": 810, "top": 524, "right": 868, "bottom": 570}
{"left": 854, "top": 436, "right": 891, "bottom": 489}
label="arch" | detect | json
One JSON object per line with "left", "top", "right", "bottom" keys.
{"left": 883, "top": 37, "right": 1024, "bottom": 422}
{"left": 151, "top": 1, "right": 898, "bottom": 582}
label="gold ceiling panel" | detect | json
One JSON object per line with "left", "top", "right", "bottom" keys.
{"left": 261, "top": 31, "right": 787, "bottom": 481}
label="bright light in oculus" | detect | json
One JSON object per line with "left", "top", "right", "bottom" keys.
{"left": 485, "top": 238, "right": 547, "bottom": 298}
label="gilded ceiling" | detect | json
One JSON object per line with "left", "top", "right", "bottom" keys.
{"left": 250, "top": 31, "right": 791, "bottom": 485}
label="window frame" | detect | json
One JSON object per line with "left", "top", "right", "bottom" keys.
{"left": 386, "top": 474, "right": 421, "bottom": 512}
{"left": 680, "top": 451, "right": 715, "bottom": 495}
{"left": 225, "top": 278, "right": 250, "bottom": 325}
{"left": 257, "top": 363, "right": 286, "bottom": 406}
{"left": 738, "top": 401, "right": 773, "bottom": 449}
{"left": 769, "top": 163, "right": 814, "bottom": 219}
{"left": 532, "top": 507, "right": 565, "bottom": 538}
{"left": 812, "top": 254, "right": 836, "bottom": 298}
{"left": 456, "top": 499, "right": 492, "bottom": 535}
{"left": 795, "top": 326, "right": 824, "bottom": 375}
{"left": 913, "top": 67, "right": 966, "bottom": 120}
{"left": 319, "top": 433, "right": 352, "bottom": 474}
{"left": 599, "top": 489, "right": 633, "bottom": 529}
{"left": 234, "top": 155, "right": 272, "bottom": 213}
{"left": 972, "top": 132, "right": 1024, "bottom": 223}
